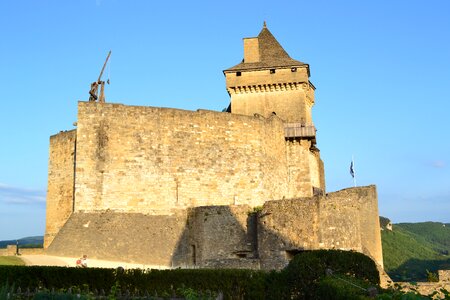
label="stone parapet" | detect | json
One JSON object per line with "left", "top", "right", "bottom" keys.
{"left": 399, "top": 281, "right": 450, "bottom": 298}
{"left": 0, "top": 245, "right": 17, "bottom": 256}
{"left": 19, "top": 248, "right": 44, "bottom": 255}
{"left": 225, "top": 67, "right": 309, "bottom": 90}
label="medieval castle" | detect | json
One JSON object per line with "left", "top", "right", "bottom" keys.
{"left": 44, "top": 24, "right": 383, "bottom": 269}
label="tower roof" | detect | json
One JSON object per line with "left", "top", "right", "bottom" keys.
{"left": 224, "top": 24, "right": 308, "bottom": 72}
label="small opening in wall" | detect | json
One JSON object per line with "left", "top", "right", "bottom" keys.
{"left": 236, "top": 71, "right": 242, "bottom": 76}
{"left": 291, "top": 67, "right": 297, "bottom": 72}
{"left": 191, "top": 245, "right": 197, "bottom": 265}
{"left": 285, "top": 249, "right": 304, "bottom": 261}
{"left": 235, "top": 253, "right": 247, "bottom": 258}
{"left": 313, "top": 187, "right": 324, "bottom": 196}
{"left": 270, "top": 69, "right": 276, "bottom": 74}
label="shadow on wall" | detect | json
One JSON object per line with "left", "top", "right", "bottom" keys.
{"left": 173, "top": 185, "right": 382, "bottom": 270}
{"left": 170, "top": 203, "right": 325, "bottom": 270}
{"left": 172, "top": 205, "right": 260, "bottom": 269}
{"left": 46, "top": 204, "right": 305, "bottom": 269}
{"left": 46, "top": 205, "right": 259, "bottom": 268}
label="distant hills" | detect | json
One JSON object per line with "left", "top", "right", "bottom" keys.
{"left": 0, "top": 236, "right": 43, "bottom": 248}
{"left": 381, "top": 218, "right": 450, "bottom": 281}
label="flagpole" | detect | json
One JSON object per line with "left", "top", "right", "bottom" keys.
{"left": 352, "top": 155, "right": 356, "bottom": 187}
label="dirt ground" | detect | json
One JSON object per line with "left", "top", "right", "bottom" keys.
{"left": 20, "top": 255, "right": 167, "bottom": 269}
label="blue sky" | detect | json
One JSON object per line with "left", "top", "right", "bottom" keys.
{"left": 0, "top": 0, "right": 449, "bottom": 240}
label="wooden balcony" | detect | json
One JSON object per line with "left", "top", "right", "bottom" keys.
{"left": 284, "top": 123, "right": 316, "bottom": 139}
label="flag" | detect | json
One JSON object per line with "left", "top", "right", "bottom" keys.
{"left": 350, "top": 160, "right": 355, "bottom": 178}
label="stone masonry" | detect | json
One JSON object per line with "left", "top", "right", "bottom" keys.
{"left": 45, "top": 24, "right": 383, "bottom": 270}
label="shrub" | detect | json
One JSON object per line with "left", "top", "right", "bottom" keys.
{"left": 278, "top": 250, "right": 379, "bottom": 299}
{"left": 316, "top": 276, "right": 370, "bottom": 300}
{"left": 426, "top": 270, "right": 439, "bottom": 282}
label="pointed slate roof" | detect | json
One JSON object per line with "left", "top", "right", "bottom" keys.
{"left": 224, "top": 24, "right": 308, "bottom": 72}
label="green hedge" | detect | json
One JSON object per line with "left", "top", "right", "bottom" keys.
{"left": 0, "top": 250, "right": 381, "bottom": 299}
{"left": 116, "top": 268, "right": 267, "bottom": 299}
{"left": 0, "top": 266, "right": 266, "bottom": 299}
{"left": 0, "top": 265, "right": 115, "bottom": 290}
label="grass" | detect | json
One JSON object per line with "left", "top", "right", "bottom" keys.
{"left": 0, "top": 256, "right": 25, "bottom": 266}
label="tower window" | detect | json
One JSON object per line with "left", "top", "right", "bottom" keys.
{"left": 291, "top": 67, "right": 297, "bottom": 72}
{"left": 270, "top": 69, "right": 276, "bottom": 74}
{"left": 236, "top": 71, "right": 242, "bottom": 76}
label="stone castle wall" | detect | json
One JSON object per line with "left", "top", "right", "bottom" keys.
{"left": 45, "top": 101, "right": 324, "bottom": 250}
{"left": 44, "top": 102, "right": 380, "bottom": 271}
{"left": 44, "top": 130, "right": 76, "bottom": 248}
{"left": 46, "top": 210, "right": 188, "bottom": 266}
{"left": 354, "top": 186, "right": 383, "bottom": 267}
{"left": 73, "top": 101, "right": 313, "bottom": 214}
{"left": 46, "top": 186, "right": 382, "bottom": 270}
{"left": 257, "top": 185, "right": 382, "bottom": 269}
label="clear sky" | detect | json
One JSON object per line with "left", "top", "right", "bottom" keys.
{"left": 0, "top": 0, "right": 449, "bottom": 240}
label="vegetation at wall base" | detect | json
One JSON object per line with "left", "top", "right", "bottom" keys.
{"left": 0, "top": 250, "right": 386, "bottom": 299}
{"left": 272, "top": 250, "right": 380, "bottom": 300}
{"left": 2, "top": 249, "right": 446, "bottom": 299}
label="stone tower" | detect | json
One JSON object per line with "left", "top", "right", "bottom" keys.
{"left": 224, "top": 22, "right": 315, "bottom": 125}
{"left": 224, "top": 23, "right": 325, "bottom": 196}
